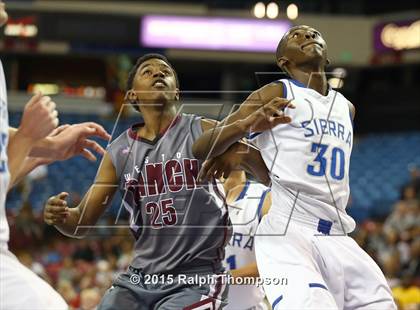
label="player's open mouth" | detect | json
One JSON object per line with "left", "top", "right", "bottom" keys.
{"left": 152, "top": 79, "right": 167, "bottom": 88}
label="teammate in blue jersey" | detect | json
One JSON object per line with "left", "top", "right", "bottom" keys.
{"left": 193, "top": 25, "right": 396, "bottom": 309}
{"left": 43, "top": 53, "right": 271, "bottom": 309}
{"left": 222, "top": 170, "right": 271, "bottom": 310}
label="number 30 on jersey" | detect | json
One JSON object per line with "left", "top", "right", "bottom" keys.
{"left": 307, "top": 142, "right": 345, "bottom": 180}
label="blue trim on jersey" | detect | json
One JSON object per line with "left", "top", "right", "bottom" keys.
{"left": 309, "top": 283, "right": 328, "bottom": 290}
{"left": 289, "top": 79, "right": 307, "bottom": 88}
{"left": 257, "top": 189, "right": 270, "bottom": 222}
{"left": 272, "top": 294, "right": 283, "bottom": 309}
{"left": 317, "top": 219, "right": 333, "bottom": 235}
{"left": 235, "top": 180, "right": 250, "bottom": 202}
{"left": 279, "top": 80, "right": 287, "bottom": 98}
{"left": 246, "top": 131, "right": 263, "bottom": 140}
{"left": 288, "top": 78, "right": 332, "bottom": 92}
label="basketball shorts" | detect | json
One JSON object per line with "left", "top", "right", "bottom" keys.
{"left": 0, "top": 248, "right": 68, "bottom": 310}
{"left": 255, "top": 214, "right": 397, "bottom": 310}
{"left": 97, "top": 264, "right": 228, "bottom": 310}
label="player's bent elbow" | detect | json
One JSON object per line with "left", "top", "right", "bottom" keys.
{"left": 192, "top": 141, "right": 207, "bottom": 160}
{"left": 56, "top": 225, "right": 89, "bottom": 239}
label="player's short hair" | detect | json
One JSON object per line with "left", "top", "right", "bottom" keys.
{"left": 126, "top": 53, "right": 180, "bottom": 112}
{"left": 276, "top": 25, "right": 315, "bottom": 78}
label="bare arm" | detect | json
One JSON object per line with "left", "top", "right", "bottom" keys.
{"left": 7, "top": 93, "right": 59, "bottom": 186}
{"left": 261, "top": 190, "right": 272, "bottom": 217}
{"left": 7, "top": 130, "right": 38, "bottom": 187}
{"left": 44, "top": 152, "right": 118, "bottom": 238}
{"left": 199, "top": 141, "right": 270, "bottom": 186}
{"left": 9, "top": 122, "right": 110, "bottom": 160}
{"left": 192, "top": 83, "right": 289, "bottom": 159}
{"left": 8, "top": 123, "right": 111, "bottom": 190}
{"left": 348, "top": 102, "right": 356, "bottom": 121}
{"left": 9, "top": 157, "right": 52, "bottom": 189}
{"left": 231, "top": 262, "right": 259, "bottom": 279}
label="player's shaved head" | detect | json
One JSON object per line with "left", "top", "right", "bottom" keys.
{"left": 276, "top": 25, "right": 307, "bottom": 61}
{"left": 276, "top": 25, "right": 317, "bottom": 61}
{"left": 0, "top": 1, "right": 9, "bottom": 27}
{"left": 275, "top": 25, "right": 328, "bottom": 76}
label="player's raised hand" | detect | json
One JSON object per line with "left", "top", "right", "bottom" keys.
{"left": 18, "top": 92, "right": 59, "bottom": 144}
{"left": 48, "top": 122, "right": 112, "bottom": 162}
{"left": 44, "top": 192, "right": 70, "bottom": 225}
{"left": 244, "top": 97, "right": 294, "bottom": 133}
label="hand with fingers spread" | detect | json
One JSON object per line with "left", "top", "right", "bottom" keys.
{"left": 44, "top": 192, "right": 70, "bottom": 226}
{"left": 48, "top": 122, "right": 112, "bottom": 162}
{"left": 242, "top": 97, "right": 295, "bottom": 133}
{"left": 17, "top": 92, "right": 59, "bottom": 144}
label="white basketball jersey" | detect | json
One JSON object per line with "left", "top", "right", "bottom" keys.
{"left": 223, "top": 181, "right": 269, "bottom": 309}
{"left": 249, "top": 79, "right": 356, "bottom": 233}
{"left": 0, "top": 61, "right": 10, "bottom": 249}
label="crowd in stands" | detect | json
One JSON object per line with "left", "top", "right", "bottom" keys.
{"left": 351, "top": 167, "right": 420, "bottom": 309}
{"left": 6, "top": 168, "right": 420, "bottom": 310}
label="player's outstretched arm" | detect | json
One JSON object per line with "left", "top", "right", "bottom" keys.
{"left": 9, "top": 122, "right": 111, "bottom": 162}
{"left": 43, "top": 152, "right": 117, "bottom": 238}
{"left": 8, "top": 123, "right": 111, "bottom": 190}
{"left": 192, "top": 83, "right": 292, "bottom": 160}
{"left": 7, "top": 93, "right": 58, "bottom": 187}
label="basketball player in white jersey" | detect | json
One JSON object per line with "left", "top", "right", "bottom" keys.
{"left": 0, "top": 3, "right": 111, "bottom": 309}
{"left": 223, "top": 171, "right": 270, "bottom": 310}
{"left": 193, "top": 25, "right": 396, "bottom": 309}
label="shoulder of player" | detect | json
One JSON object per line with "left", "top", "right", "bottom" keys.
{"left": 348, "top": 101, "right": 356, "bottom": 120}
{"left": 107, "top": 129, "right": 130, "bottom": 151}
{"left": 333, "top": 91, "right": 356, "bottom": 120}
{"left": 248, "top": 82, "right": 285, "bottom": 102}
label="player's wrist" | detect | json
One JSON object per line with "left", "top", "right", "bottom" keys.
{"left": 14, "top": 127, "right": 38, "bottom": 147}
{"left": 30, "top": 136, "right": 58, "bottom": 159}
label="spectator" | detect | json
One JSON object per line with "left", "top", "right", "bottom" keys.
{"left": 79, "top": 288, "right": 101, "bottom": 310}
{"left": 392, "top": 273, "right": 420, "bottom": 310}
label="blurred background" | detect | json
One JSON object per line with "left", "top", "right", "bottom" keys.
{"left": 1, "top": 0, "right": 419, "bottom": 309}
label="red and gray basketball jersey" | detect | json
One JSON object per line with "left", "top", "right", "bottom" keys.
{"left": 107, "top": 113, "right": 231, "bottom": 274}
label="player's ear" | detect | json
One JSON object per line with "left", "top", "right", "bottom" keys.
{"left": 125, "top": 89, "right": 138, "bottom": 102}
{"left": 174, "top": 88, "right": 180, "bottom": 101}
{"left": 277, "top": 56, "right": 289, "bottom": 76}
{"left": 326, "top": 58, "right": 331, "bottom": 65}
{"left": 277, "top": 56, "right": 288, "bottom": 70}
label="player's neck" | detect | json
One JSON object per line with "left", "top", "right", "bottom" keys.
{"left": 289, "top": 67, "right": 328, "bottom": 96}
{"left": 139, "top": 104, "right": 178, "bottom": 139}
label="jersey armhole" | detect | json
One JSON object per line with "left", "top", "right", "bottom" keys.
{"left": 257, "top": 189, "right": 270, "bottom": 222}
{"left": 273, "top": 79, "right": 288, "bottom": 99}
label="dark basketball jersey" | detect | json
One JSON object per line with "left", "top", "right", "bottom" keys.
{"left": 107, "top": 114, "right": 231, "bottom": 274}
